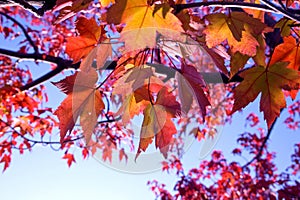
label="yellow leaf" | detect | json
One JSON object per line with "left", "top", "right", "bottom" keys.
{"left": 100, "top": 0, "right": 115, "bottom": 7}
{"left": 107, "top": 0, "right": 184, "bottom": 52}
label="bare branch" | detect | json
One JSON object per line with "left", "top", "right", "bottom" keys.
{"left": 242, "top": 116, "right": 279, "bottom": 169}
{"left": 0, "top": 10, "right": 39, "bottom": 53}
{"left": 173, "top": 1, "right": 300, "bottom": 22}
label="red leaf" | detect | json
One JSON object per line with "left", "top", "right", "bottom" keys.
{"left": 62, "top": 153, "right": 76, "bottom": 167}
{"left": 0, "top": 154, "right": 11, "bottom": 172}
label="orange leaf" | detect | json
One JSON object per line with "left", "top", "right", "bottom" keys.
{"left": 107, "top": 0, "right": 184, "bottom": 52}
{"left": 204, "top": 12, "right": 269, "bottom": 56}
{"left": 101, "top": 0, "right": 115, "bottom": 7}
{"left": 115, "top": 93, "right": 144, "bottom": 124}
{"left": 231, "top": 62, "right": 300, "bottom": 128}
{"left": 136, "top": 87, "right": 180, "bottom": 159}
{"left": 270, "top": 36, "right": 300, "bottom": 70}
{"left": 113, "top": 65, "right": 165, "bottom": 124}
{"left": 0, "top": 154, "right": 11, "bottom": 172}
{"left": 243, "top": 0, "right": 264, "bottom": 21}
{"left": 62, "top": 153, "right": 76, "bottom": 167}
{"left": 53, "top": 70, "right": 105, "bottom": 143}
{"left": 65, "top": 16, "right": 102, "bottom": 63}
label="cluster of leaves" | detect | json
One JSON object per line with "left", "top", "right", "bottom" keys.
{"left": 149, "top": 113, "right": 300, "bottom": 199}
{"left": 0, "top": 0, "right": 299, "bottom": 198}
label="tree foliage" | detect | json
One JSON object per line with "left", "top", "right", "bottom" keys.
{"left": 0, "top": 0, "right": 299, "bottom": 198}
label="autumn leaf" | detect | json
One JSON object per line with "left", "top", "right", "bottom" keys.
{"left": 115, "top": 93, "right": 145, "bottom": 124}
{"left": 113, "top": 64, "right": 164, "bottom": 95}
{"left": 106, "top": 0, "right": 184, "bottom": 52}
{"left": 0, "top": 154, "right": 11, "bottom": 172}
{"left": 270, "top": 36, "right": 300, "bottom": 70}
{"left": 79, "top": 40, "right": 112, "bottom": 73}
{"left": 65, "top": 16, "right": 102, "bottom": 63}
{"left": 113, "top": 65, "right": 164, "bottom": 124}
{"left": 243, "top": 0, "right": 264, "bottom": 21}
{"left": 53, "top": 70, "right": 105, "bottom": 143}
{"left": 119, "top": 148, "right": 128, "bottom": 162}
{"left": 204, "top": 12, "right": 269, "bottom": 56}
{"left": 275, "top": 18, "right": 295, "bottom": 37}
{"left": 231, "top": 62, "right": 300, "bottom": 128}
{"left": 101, "top": 0, "right": 115, "bottom": 7}
{"left": 62, "top": 153, "right": 76, "bottom": 167}
{"left": 136, "top": 87, "right": 180, "bottom": 159}
{"left": 177, "top": 62, "right": 210, "bottom": 117}
{"left": 230, "top": 52, "right": 250, "bottom": 77}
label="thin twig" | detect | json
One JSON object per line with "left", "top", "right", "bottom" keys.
{"left": 0, "top": 48, "right": 80, "bottom": 90}
{"left": 0, "top": 11, "right": 39, "bottom": 53}
{"left": 242, "top": 116, "right": 278, "bottom": 169}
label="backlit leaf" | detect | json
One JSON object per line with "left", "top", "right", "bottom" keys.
{"left": 177, "top": 62, "right": 210, "bottom": 117}
{"left": 106, "top": 0, "right": 184, "bottom": 52}
{"left": 53, "top": 70, "right": 105, "bottom": 143}
{"left": 65, "top": 16, "right": 102, "bottom": 63}
{"left": 204, "top": 12, "right": 269, "bottom": 56}
{"left": 231, "top": 62, "right": 300, "bottom": 128}
{"left": 270, "top": 36, "right": 300, "bottom": 70}
{"left": 136, "top": 87, "right": 180, "bottom": 159}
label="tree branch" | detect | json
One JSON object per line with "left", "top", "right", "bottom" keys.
{"left": 0, "top": 10, "right": 39, "bottom": 53}
{"left": 172, "top": 1, "right": 300, "bottom": 22}
{"left": 0, "top": 47, "right": 244, "bottom": 91}
{"left": 242, "top": 116, "right": 279, "bottom": 169}
{"left": 0, "top": 0, "right": 51, "bottom": 16}
{"left": 0, "top": 48, "right": 81, "bottom": 90}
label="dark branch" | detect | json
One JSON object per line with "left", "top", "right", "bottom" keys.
{"left": 0, "top": 48, "right": 80, "bottom": 90}
{"left": 0, "top": 0, "right": 56, "bottom": 16}
{"left": 242, "top": 116, "right": 279, "bottom": 169}
{"left": 1, "top": 0, "right": 40, "bottom": 16}
{"left": 172, "top": 1, "right": 300, "bottom": 22}
{"left": 0, "top": 11, "right": 39, "bottom": 53}
{"left": 0, "top": 47, "right": 243, "bottom": 91}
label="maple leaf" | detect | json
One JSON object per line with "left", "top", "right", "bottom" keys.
{"left": 136, "top": 87, "right": 180, "bottom": 159}
{"left": 62, "top": 153, "right": 76, "bottom": 167}
{"left": 177, "top": 62, "right": 210, "bottom": 117}
{"left": 113, "top": 65, "right": 164, "bottom": 124}
{"left": 65, "top": 16, "right": 102, "bottom": 63}
{"left": 231, "top": 62, "right": 300, "bottom": 128}
{"left": 0, "top": 154, "right": 11, "bottom": 172}
{"left": 106, "top": 0, "right": 184, "bottom": 52}
{"left": 115, "top": 93, "right": 145, "bottom": 124}
{"left": 204, "top": 12, "right": 269, "bottom": 56}
{"left": 270, "top": 36, "right": 300, "bottom": 70}
{"left": 53, "top": 70, "right": 105, "bottom": 143}
{"left": 79, "top": 40, "right": 112, "bottom": 73}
